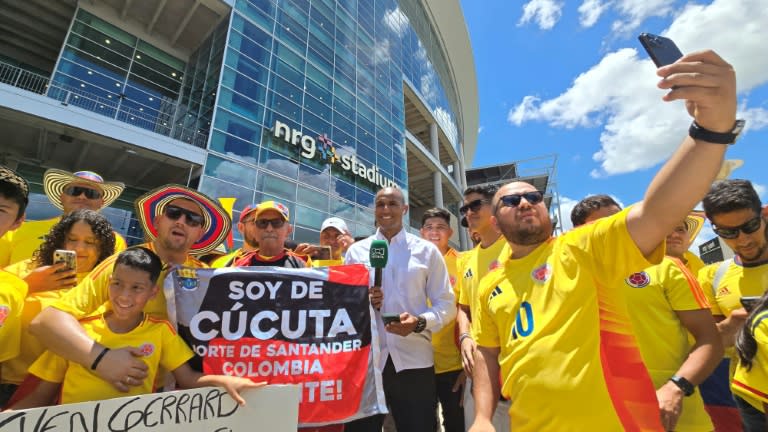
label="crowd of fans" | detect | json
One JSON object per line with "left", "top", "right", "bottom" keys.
{"left": 0, "top": 48, "right": 765, "bottom": 432}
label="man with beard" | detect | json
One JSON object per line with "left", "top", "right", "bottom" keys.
{"left": 30, "top": 185, "right": 230, "bottom": 392}
{"left": 228, "top": 200, "right": 309, "bottom": 268}
{"left": 697, "top": 179, "right": 768, "bottom": 429}
{"left": 210, "top": 204, "right": 261, "bottom": 267}
{"left": 344, "top": 187, "right": 455, "bottom": 432}
{"left": 469, "top": 49, "right": 741, "bottom": 431}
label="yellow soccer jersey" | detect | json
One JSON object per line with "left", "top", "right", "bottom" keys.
{"left": 210, "top": 249, "right": 244, "bottom": 268}
{"left": 51, "top": 243, "right": 207, "bottom": 320}
{"left": 699, "top": 258, "right": 768, "bottom": 318}
{"left": 683, "top": 251, "right": 705, "bottom": 277}
{"left": 30, "top": 313, "right": 193, "bottom": 404}
{"left": 0, "top": 217, "right": 127, "bottom": 267}
{"left": 433, "top": 248, "right": 462, "bottom": 374}
{"left": 625, "top": 257, "right": 713, "bottom": 431}
{"left": 311, "top": 258, "right": 344, "bottom": 267}
{"left": 474, "top": 207, "right": 664, "bottom": 431}
{"left": 732, "top": 310, "right": 768, "bottom": 413}
{"left": 0, "top": 259, "right": 86, "bottom": 385}
{"left": 0, "top": 270, "right": 27, "bottom": 363}
{"left": 457, "top": 236, "right": 507, "bottom": 335}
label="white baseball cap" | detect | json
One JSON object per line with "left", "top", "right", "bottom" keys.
{"left": 321, "top": 217, "right": 350, "bottom": 235}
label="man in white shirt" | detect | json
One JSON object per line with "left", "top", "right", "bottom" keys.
{"left": 344, "top": 187, "right": 456, "bottom": 432}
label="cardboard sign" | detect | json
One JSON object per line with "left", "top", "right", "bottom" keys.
{"left": 0, "top": 385, "right": 300, "bottom": 431}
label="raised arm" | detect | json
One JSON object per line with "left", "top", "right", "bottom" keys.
{"left": 628, "top": 50, "right": 738, "bottom": 256}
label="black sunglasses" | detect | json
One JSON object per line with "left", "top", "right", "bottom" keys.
{"left": 497, "top": 191, "right": 545, "bottom": 208}
{"left": 713, "top": 216, "right": 762, "bottom": 239}
{"left": 164, "top": 205, "right": 205, "bottom": 228}
{"left": 254, "top": 218, "right": 285, "bottom": 229}
{"left": 64, "top": 186, "right": 103, "bottom": 200}
{"left": 460, "top": 198, "right": 491, "bottom": 215}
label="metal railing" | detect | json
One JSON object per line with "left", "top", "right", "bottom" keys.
{"left": 0, "top": 61, "right": 209, "bottom": 148}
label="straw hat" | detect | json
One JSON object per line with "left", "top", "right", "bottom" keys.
{"left": 43, "top": 169, "right": 124, "bottom": 210}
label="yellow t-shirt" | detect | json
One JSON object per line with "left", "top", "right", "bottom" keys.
{"left": 474, "top": 207, "right": 664, "bottom": 431}
{"left": 29, "top": 313, "right": 193, "bottom": 404}
{"left": 432, "top": 248, "right": 462, "bottom": 374}
{"left": 732, "top": 310, "right": 768, "bottom": 412}
{"left": 1, "top": 259, "right": 87, "bottom": 385}
{"left": 210, "top": 249, "right": 243, "bottom": 268}
{"left": 699, "top": 259, "right": 768, "bottom": 318}
{"left": 683, "top": 251, "right": 705, "bottom": 277}
{"left": 311, "top": 258, "right": 344, "bottom": 267}
{"left": 0, "top": 270, "right": 27, "bottom": 363}
{"left": 0, "top": 217, "right": 127, "bottom": 267}
{"left": 457, "top": 236, "right": 507, "bottom": 335}
{"left": 625, "top": 257, "right": 713, "bottom": 431}
{"left": 50, "top": 243, "right": 207, "bottom": 319}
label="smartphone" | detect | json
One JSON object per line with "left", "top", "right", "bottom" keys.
{"left": 638, "top": 33, "right": 683, "bottom": 67}
{"left": 382, "top": 313, "right": 401, "bottom": 325}
{"left": 315, "top": 245, "right": 332, "bottom": 260}
{"left": 53, "top": 249, "right": 77, "bottom": 272}
{"left": 741, "top": 296, "right": 761, "bottom": 313}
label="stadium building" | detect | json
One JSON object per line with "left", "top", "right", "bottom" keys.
{"left": 0, "top": 0, "right": 477, "bottom": 249}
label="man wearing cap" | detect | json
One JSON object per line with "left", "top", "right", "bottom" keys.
{"left": 30, "top": 184, "right": 230, "bottom": 392}
{"left": 0, "top": 169, "right": 127, "bottom": 285}
{"left": 0, "top": 165, "right": 31, "bottom": 406}
{"left": 230, "top": 200, "right": 309, "bottom": 268}
{"left": 571, "top": 197, "right": 721, "bottom": 431}
{"left": 210, "top": 204, "right": 261, "bottom": 268}
{"left": 296, "top": 217, "right": 354, "bottom": 266}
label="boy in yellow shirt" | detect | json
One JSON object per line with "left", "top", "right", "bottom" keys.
{"left": 11, "top": 247, "right": 263, "bottom": 408}
{"left": 0, "top": 165, "right": 30, "bottom": 407}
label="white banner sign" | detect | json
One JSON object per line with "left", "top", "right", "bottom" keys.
{"left": 0, "top": 385, "right": 299, "bottom": 431}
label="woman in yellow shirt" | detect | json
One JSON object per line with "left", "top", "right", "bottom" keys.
{"left": 733, "top": 294, "right": 768, "bottom": 431}
{"left": 1, "top": 209, "right": 116, "bottom": 400}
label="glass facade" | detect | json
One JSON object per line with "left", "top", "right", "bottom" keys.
{"left": 199, "top": 0, "right": 461, "bottom": 246}
{"left": 20, "top": 0, "right": 463, "bottom": 249}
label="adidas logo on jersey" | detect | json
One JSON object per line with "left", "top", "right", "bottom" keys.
{"left": 490, "top": 286, "right": 503, "bottom": 299}
{"left": 716, "top": 286, "right": 731, "bottom": 297}
{"left": 464, "top": 268, "right": 473, "bottom": 279}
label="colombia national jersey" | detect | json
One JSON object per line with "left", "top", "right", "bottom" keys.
{"left": 474, "top": 207, "right": 664, "bottom": 431}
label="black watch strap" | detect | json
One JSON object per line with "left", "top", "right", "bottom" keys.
{"left": 689, "top": 119, "right": 745, "bottom": 144}
{"left": 669, "top": 375, "right": 695, "bottom": 397}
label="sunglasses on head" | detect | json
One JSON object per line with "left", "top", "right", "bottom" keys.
{"left": 64, "top": 186, "right": 103, "bottom": 200}
{"left": 164, "top": 205, "right": 205, "bottom": 228}
{"left": 497, "top": 191, "right": 545, "bottom": 208}
{"left": 254, "top": 218, "right": 285, "bottom": 229}
{"left": 460, "top": 198, "right": 491, "bottom": 215}
{"left": 713, "top": 215, "right": 762, "bottom": 239}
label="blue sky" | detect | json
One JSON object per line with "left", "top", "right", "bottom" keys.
{"left": 460, "top": 0, "right": 768, "bottom": 247}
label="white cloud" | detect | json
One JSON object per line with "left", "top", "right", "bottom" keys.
{"left": 557, "top": 196, "right": 579, "bottom": 232}
{"left": 578, "top": 0, "right": 610, "bottom": 28}
{"left": 518, "top": 0, "right": 564, "bottom": 30}
{"left": 510, "top": 0, "right": 768, "bottom": 176}
{"left": 610, "top": 0, "right": 674, "bottom": 34}
{"left": 478, "top": 126, "right": 484, "bottom": 134}
{"left": 754, "top": 183, "right": 767, "bottom": 199}
{"left": 383, "top": 8, "right": 409, "bottom": 38}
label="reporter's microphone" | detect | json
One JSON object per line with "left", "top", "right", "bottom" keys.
{"left": 369, "top": 240, "right": 388, "bottom": 310}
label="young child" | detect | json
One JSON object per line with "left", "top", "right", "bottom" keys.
{"left": 733, "top": 293, "right": 768, "bottom": 431}
{"left": 11, "top": 247, "right": 263, "bottom": 408}
{"left": 0, "top": 166, "right": 30, "bottom": 407}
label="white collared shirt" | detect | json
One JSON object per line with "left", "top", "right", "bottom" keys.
{"left": 345, "top": 227, "right": 456, "bottom": 372}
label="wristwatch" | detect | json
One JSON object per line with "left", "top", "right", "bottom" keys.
{"left": 413, "top": 316, "right": 427, "bottom": 333}
{"left": 689, "top": 119, "right": 745, "bottom": 144}
{"left": 669, "top": 375, "right": 695, "bottom": 397}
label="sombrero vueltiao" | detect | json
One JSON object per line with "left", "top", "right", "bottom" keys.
{"left": 684, "top": 211, "right": 706, "bottom": 247}
{"left": 134, "top": 184, "right": 231, "bottom": 255}
{"left": 43, "top": 169, "right": 125, "bottom": 211}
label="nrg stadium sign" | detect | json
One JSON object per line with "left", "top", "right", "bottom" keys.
{"left": 273, "top": 121, "right": 397, "bottom": 189}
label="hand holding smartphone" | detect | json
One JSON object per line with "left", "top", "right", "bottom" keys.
{"left": 638, "top": 33, "right": 683, "bottom": 67}
{"left": 53, "top": 249, "right": 77, "bottom": 273}
{"left": 382, "top": 313, "right": 401, "bottom": 325}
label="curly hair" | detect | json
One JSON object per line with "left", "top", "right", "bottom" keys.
{"left": 33, "top": 209, "right": 115, "bottom": 268}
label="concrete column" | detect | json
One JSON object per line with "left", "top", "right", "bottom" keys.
{"left": 430, "top": 122, "right": 439, "bottom": 157}
{"left": 433, "top": 171, "right": 443, "bottom": 208}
